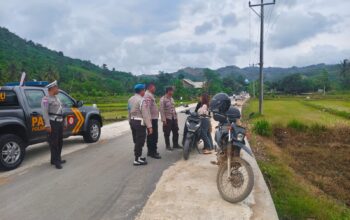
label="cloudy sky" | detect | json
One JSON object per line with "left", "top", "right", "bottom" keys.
{"left": 0, "top": 0, "right": 349, "bottom": 74}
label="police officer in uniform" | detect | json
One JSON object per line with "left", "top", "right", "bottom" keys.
{"left": 128, "top": 84, "right": 153, "bottom": 166}
{"left": 144, "top": 83, "right": 161, "bottom": 159}
{"left": 41, "top": 81, "right": 66, "bottom": 169}
{"left": 160, "top": 86, "right": 182, "bottom": 151}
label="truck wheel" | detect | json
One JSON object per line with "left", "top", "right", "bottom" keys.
{"left": 0, "top": 134, "right": 26, "bottom": 171}
{"left": 83, "top": 119, "right": 101, "bottom": 143}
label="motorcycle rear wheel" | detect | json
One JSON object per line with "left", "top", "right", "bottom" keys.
{"left": 183, "top": 138, "right": 192, "bottom": 160}
{"left": 217, "top": 157, "right": 254, "bottom": 203}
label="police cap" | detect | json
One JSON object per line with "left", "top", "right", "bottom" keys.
{"left": 134, "top": 84, "right": 145, "bottom": 93}
{"left": 46, "top": 80, "right": 58, "bottom": 89}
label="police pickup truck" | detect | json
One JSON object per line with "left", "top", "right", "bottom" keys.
{"left": 0, "top": 81, "right": 102, "bottom": 170}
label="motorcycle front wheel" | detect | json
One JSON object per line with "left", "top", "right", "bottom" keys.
{"left": 216, "top": 157, "right": 254, "bottom": 203}
{"left": 183, "top": 137, "right": 193, "bottom": 160}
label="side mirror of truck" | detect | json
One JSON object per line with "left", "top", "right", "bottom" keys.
{"left": 75, "top": 100, "right": 84, "bottom": 108}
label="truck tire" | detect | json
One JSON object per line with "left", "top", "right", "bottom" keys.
{"left": 83, "top": 119, "right": 101, "bottom": 143}
{"left": 0, "top": 134, "right": 26, "bottom": 171}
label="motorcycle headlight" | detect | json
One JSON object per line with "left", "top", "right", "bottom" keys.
{"left": 237, "top": 133, "right": 245, "bottom": 142}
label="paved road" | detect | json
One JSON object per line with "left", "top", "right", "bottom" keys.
{"left": 0, "top": 110, "right": 189, "bottom": 220}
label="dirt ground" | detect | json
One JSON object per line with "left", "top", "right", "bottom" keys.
{"left": 272, "top": 126, "right": 350, "bottom": 206}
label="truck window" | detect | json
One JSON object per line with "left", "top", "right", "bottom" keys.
{"left": 57, "top": 92, "right": 74, "bottom": 108}
{"left": 25, "top": 90, "right": 45, "bottom": 109}
{"left": 0, "top": 90, "right": 19, "bottom": 107}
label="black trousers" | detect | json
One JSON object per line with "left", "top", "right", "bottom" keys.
{"left": 48, "top": 120, "right": 63, "bottom": 165}
{"left": 163, "top": 118, "right": 179, "bottom": 147}
{"left": 147, "top": 119, "right": 158, "bottom": 155}
{"left": 130, "top": 119, "right": 146, "bottom": 158}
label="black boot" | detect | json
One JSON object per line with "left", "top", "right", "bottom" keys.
{"left": 149, "top": 152, "right": 162, "bottom": 159}
{"left": 51, "top": 159, "right": 66, "bottom": 165}
{"left": 173, "top": 143, "right": 183, "bottom": 149}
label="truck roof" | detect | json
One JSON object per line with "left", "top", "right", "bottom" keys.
{"left": 0, "top": 86, "right": 46, "bottom": 90}
{"left": 1, "top": 81, "right": 49, "bottom": 90}
{"left": 4, "top": 81, "right": 49, "bottom": 87}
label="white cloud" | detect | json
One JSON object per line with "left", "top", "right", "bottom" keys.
{"left": 194, "top": 21, "right": 214, "bottom": 35}
{"left": 0, "top": 0, "right": 349, "bottom": 74}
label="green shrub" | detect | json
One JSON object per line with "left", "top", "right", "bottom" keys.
{"left": 287, "top": 119, "right": 308, "bottom": 132}
{"left": 253, "top": 120, "right": 272, "bottom": 136}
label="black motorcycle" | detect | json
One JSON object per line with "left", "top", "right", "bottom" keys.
{"left": 181, "top": 110, "right": 207, "bottom": 160}
{"left": 213, "top": 107, "right": 255, "bottom": 203}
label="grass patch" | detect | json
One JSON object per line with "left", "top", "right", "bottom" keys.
{"left": 259, "top": 151, "right": 350, "bottom": 220}
{"left": 302, "top": 101, "right": 350, "bottom": 120}
{"left": 308, "top": 99, "right": 350, "bottom": 112}
{"left": 287, "top": 119, "right": 308, "bottom": 132}
{"left": 253, "top": 120, "right": 272, "bottom": 136}
{"left": 244, "top": 99, "right": 350, "bottom": 126}
{"left": 243, "top": 97, "right": 350, "bottom": 219}
{"left": 309, "top": 123, "right": 327, "bottom": 133}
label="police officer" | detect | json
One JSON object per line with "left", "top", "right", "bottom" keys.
{"left": 128, "top": 84, "right": 153, "bottom": 166}
{"left": 41, "top": 80, "right": 66, "bottom": 169}
{"left": 160, "top": 86, "right": 182, "bottom": 151}
{"left": 144, "top": 83, "right": 161, "bottom": 159}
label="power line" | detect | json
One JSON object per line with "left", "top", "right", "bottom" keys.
{"left": 249, "top": 0, "right": 276, "bottom": 115}
{"left": 266, "top": 4, "right": 282, "bottom": 43}
{"left": 265, "top": 4, "right": 275, "bottom": 34}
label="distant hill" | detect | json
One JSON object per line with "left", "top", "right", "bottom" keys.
{"left": 171, "top": 63, "right": 340, "bottom": 82}
{"left": 0, "top": 26, "right": 343, "bottom": 98}
{"left": 0, "top": 27, "right": 137, "bottom": 97}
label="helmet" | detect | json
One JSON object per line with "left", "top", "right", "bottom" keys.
{"left": 226, "top": 106, "right": 241, "bottom": 123}
{"left": 209, "top": 93, "right": 231, "bottom": 113}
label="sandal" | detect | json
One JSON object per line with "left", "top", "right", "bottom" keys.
{"left": 203, "top": 149, "right": 212, "bottom": 154}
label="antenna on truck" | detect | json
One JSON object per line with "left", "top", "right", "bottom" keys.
{"left": 19, "top": 72, "right": 26, "bottom": 86}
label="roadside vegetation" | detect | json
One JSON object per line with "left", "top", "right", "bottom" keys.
{"left": 243, "top": 97, "right": 350, "bottom": 220}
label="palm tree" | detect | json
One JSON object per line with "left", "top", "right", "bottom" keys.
{"left": 43, "top": 66, "right": 60, "bottom": 82}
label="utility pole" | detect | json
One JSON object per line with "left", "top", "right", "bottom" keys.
{"left": 253, "top": 80, "right": 255, "bottom": 98}
{"left": 249, "top": 0, "right": 275, "bottom": 115}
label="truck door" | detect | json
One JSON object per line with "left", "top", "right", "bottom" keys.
{"left": 23, "top": 89, "right": 47, "bottom": 142}
{"left": 57, "top": 92, "right": 78, "bottom": 137}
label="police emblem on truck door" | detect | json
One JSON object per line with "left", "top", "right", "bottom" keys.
{"left": 31, "top": 116, "right": 46, "bottom": 132}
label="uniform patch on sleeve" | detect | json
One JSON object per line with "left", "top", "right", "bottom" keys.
{"left": 145, "top": 99, "right": 151, "bottom": 105}
{"left": 42, "top": 98, "right": 49, "bottom": 108}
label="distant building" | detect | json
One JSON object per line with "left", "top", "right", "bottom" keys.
{"left": 182, "top": 79, "right": 204, "bottom": 89}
